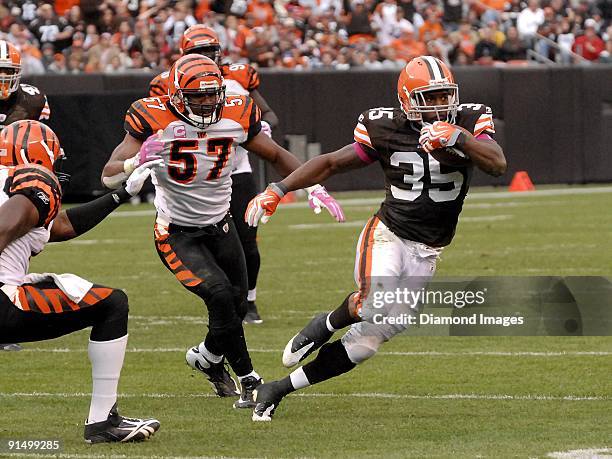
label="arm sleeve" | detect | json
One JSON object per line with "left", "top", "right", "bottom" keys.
{"left": 65, "top": 188, "right": 131, "bottom": 236}
{"left": 8, "top": 164, "right": 62, "bottom": 228}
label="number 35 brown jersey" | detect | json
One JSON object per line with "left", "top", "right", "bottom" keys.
{"left": 354, "top": 104, "right": 495, "bottom": 247}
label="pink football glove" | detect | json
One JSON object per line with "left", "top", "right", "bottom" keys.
{"left": 260, "top": 120, "right": 272, "bottom": 138}
{"left": 419, "top": 121, "right": 464, "bottom": 153}
{"left": 125, "top": 130, "right": 164, "bottom": 174}
{"left": 245, "top": 184, "right": 284, "bottom": 227}
{"left": 306, "top": 184, "right": 345, "bottom": 222}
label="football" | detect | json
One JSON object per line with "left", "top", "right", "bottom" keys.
{"left": 429, "top": 146, "right": 472, "bottom": 167}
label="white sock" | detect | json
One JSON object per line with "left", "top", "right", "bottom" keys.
{"left": 198, "top": 342, "right": 222, "bottom": 364}
{"left": 289, "top": 367, "right": 310, "bottom": 390}
{"left": 238, "top": 370, "right": 261, "bottom": 381}
{"left": 247, "top": 288, "right": 256, "bottom": 302}
{"left": 87, "top": 334, "right": 128, "bottom": 424}
{"left": 325, "top": 312, "right": 338, "bottom": 332}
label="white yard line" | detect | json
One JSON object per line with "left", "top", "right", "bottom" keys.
{"left": 16, "top": 348, "right": 612, "bottom": 356}
{"left": 547, "top": 448, "right": 612, "bottom": 458}
{"left": 1, "top": 454, "right": 239, "bottom": 459}
{"left": 0, "top": 391, "right": 608, "bottom": 401}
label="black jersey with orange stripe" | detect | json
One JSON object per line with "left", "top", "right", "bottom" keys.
{"left": 4, "top": 163, "right": 62, "bottom": 228}
{"left": 125, "top": 94, "right": 261, "bottom": 142}
{"left": 353, "top": 104, "right": 495, "bottom": 247}
{"left": 0, "top": 84, "right": 50, "bottom": 129}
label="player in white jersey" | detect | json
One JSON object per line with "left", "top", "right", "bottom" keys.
{"left": 149, "top": 25, "right": 286, "bottom": 324}
{"left": 0, "top": 120, "right": 161, "bottom": 442}
{"left": 0, "top": 39, "right": 51, "bottom": 351}
{"left": 101, "top": 55, "right": 344, "bottom": 409}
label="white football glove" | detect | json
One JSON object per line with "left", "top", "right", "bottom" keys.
{"left": 125, "top": 159, "right": 163, "bottom": 196}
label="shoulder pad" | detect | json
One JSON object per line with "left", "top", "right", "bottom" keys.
{"left": 8, "top": 164, "right": 61, "bottom": 227}
{"left": 224, "top": 95, "right": 261, "bottom": 140}
{"left": 223, "top": 63, "right": 260, "bottom": 91}
{"left": 355, "top": 107, "right": 403, "bottom": 151}
{"left": 124, "top": 97, "right": 173, "bottom": 140}
{"left": 456, "top": 104, "right": 495, "bottom": 136}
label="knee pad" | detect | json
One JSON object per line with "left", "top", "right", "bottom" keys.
{"left": 90, "top": 289, "right": 129, "bottom": 341}
{"left": 341, "top": 321, "right": 398, "bottom": 364}
{"left": 341, "top": 333, "right": 382, "bottom": 364}
{"left": 107, "top": 289, "right": 129, "bottom": 319}
{"left": 205, "top": 283, "right": 241, "bottom": 332}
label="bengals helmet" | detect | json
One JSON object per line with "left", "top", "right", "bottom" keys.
{"left": 180, "top": 25, "right": 222, "bottom": 64}
{"left": 168, "top": 54, "right": 226, "bottom": 128}
{"left": 0, "top": 120, "right": 69, "bottom": 185}
{"left": 0, "top": 40, "right": 22, "bottom": 100}
{"left": 397, "top": 56, "right": 459, "bottom": 123}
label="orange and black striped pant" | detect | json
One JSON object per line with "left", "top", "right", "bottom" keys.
{"left": 0, "top": 281, "right": 128, "bottom": 342}
{"left": 154, "top": 216, "right": 248, "bottom": 321}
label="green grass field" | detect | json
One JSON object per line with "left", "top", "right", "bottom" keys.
{"left": 1, "top": 186, "right": 611, "bottom": 458}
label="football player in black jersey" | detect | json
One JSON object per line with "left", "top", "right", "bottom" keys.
{"left": 0, "top": 40, "right": 51, "bottom": 351}
{"left": 0, "top": 40, "right": 51, "bottom": 130}
{"left": 245, "top": 55, "right": 507, "bottom": 421}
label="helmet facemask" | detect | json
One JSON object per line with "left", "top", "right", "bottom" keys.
{"left": 399, "top": 83, "right": 459, "bottom": 125}
{"left": 0, "top": 65, "right": 21, "bottom": 100}
{"left": 173, "top": 84, "right": 226, "bottom": 128}
{"left": 188, "top": 45, "right": 222, "bottom": 65}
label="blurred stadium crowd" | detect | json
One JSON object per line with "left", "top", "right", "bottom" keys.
{"left": 1, "top": 0, "right": 611, "bottom": 75}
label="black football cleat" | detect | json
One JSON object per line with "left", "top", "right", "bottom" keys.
{"left": 186, "top": 346, "right": 239, "bottom": 397}
{"left": 84, "top": 404, "right": 159, "bottom": 443}
{"left": 243, "top": 301, "right": 263, "bottom": 324}
{"left": 282, "top": 313, "right": 333, "bottom": 367}
{"left": 233, "top": 375, "right": 263, "bottom": 409}
{"left": 252, "top": 381, "right": 286, "bottom": 422}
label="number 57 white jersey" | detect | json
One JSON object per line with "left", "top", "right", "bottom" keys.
{"left": 124, "top": 94, "right": 262, "bottom": 226}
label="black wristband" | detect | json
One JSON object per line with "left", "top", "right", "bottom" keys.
{"left": 270, "top": 182, "right": 288, "bottom": 196}
{"left": 455, "top": 132, "right": 467, "bottom": 149}
{"left": 65, "top": 187, "right": 130, "bottom": 236}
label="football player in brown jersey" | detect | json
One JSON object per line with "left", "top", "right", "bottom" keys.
{"left": 0, "top": 40, "right": 51, "bottom": 130}
{"left": 246, "top": 56, "right": 507, "bottom": 421}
